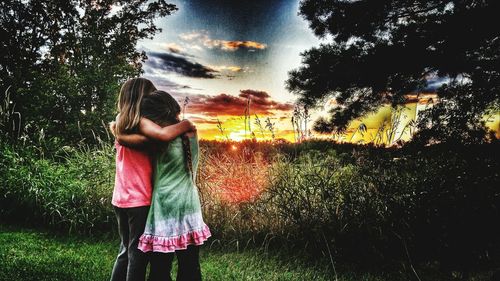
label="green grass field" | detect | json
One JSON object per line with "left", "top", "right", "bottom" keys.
{"left": 0, "top": 225, "right": 496, "bottom": 281}
{"left": 0, "top": 225, "right": 336, "bottom": 281}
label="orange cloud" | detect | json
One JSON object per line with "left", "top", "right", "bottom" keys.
{"left": 206, "top": 40, "right": 267, "bottom": 51}
{"left": 209, "top": 65, "right": 243, "bottom": 72}
{"left": 179, "top": 31, "right": 267, "bottom": 51}
{"left": 404, "top": 93, "right": 438, "bottom": 105}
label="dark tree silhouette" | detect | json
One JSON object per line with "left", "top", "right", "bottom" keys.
{"left": 287, "top": 0, "right": 500, "bottom": 144}
{"left": 0, "top": 0, "right": 177, "bottom": 143}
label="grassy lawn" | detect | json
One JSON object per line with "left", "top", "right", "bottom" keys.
{"left": 0, "top": 225, "right": 338, "bottom": 281}
{"left": 0, "top": 225, "right": 496, "bottom": 281}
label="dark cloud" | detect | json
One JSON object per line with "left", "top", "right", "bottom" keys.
{"left": 239, "top": 89, "right": 294, "bottom": 111}
{"left": 239, "top": 89, "right": 270, "bottom": 100}
{"left": 141, "top": 75, "right": 204, "bottom": 95}
{"left": 167, "top": 47, "right": 194, "bottom": 58}
{"left": 425, "top": 76, "right": 448, "bottom": 91}
{"left": 147, "top": 51, "right": 218, "bottom": 79}
{"left": 163, "top": 43, "right": 196, "bottom": 58}
{"left": 184, "top": 90, "right": 293, "bottom": 116}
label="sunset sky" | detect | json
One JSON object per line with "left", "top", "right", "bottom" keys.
{"left": 137, "top": 0, "right": 499, "bottom": 143}
{"left": 135, "top": 0, "right": 319, "bottom": 141}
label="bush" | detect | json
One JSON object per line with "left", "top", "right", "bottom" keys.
{"left": 0, "top": 140, "right": 115, "bottom": 234}
{"left": 266, "top": 143, "right": 500, "bottom": 270}
{"left": 267, "top": 150, "right": 403, "bottom": 264}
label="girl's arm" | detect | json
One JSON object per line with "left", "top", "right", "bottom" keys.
{"left": 116, "top": 133, "right": 149, "bottom": 148}
{"left": 109, "top": 117, "right": 149, "bottom": 148}
{"left": 139, "top": 117, "right": 196, "bottom": 142}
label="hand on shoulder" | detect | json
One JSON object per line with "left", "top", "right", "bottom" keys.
{"left": 109, "top": 121, "right": 117, "bottom": 137}
{"left": 185, "top": 131, "right": 197, "bottom": 138}
{"left": 182, "top": 119, "right": 197, "bottom": 133}
{"left": 109, "top": 114, "right": 120, "bottom": 137}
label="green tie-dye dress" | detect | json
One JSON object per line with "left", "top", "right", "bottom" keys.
{"left": 138, "top": 134, "right": 211, "bottom": 253}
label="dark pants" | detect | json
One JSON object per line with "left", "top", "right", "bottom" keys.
{"left": 148, "top": 245, "right": 201, "bottom": 281}
{"left": 110, "top": 206, "right": 150, "bottom": 281}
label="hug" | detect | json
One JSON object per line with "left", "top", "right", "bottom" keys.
{"left": 109, "top": 78, "right": 211, "bottom": 281}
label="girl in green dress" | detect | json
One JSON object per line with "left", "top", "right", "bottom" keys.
{"left": 137, "top": 90, "right": 211, "bottom": 281}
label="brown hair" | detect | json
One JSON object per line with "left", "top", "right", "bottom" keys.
{"left": 116, "top": 77, "right": 156, "bottom": 135}
{"left": 140, "top": 90, "right": 193, "bottom": 178}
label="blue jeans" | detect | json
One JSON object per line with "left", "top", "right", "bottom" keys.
{"left": 110, "top": 206, "right": 150, "bottom": 281}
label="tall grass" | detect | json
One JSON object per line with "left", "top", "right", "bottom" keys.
{"left": 0, "top": 139, "right": 115, "bottom": 233}
{"left": 266, "top": 143, "right": 500, "bottom": 272}
{"left": 0, "top": 135, "right": 499, "bottom": 274}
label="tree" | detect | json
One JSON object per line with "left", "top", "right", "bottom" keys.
{"left": 287, "top": 0, "right": 500, "bottom": 144}
{"left": 0, "top": 0, "right": 177, "bottom": 143}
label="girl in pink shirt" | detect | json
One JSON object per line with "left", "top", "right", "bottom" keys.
{"left": 109, "top": 78, "right": 195, "bottom": 281}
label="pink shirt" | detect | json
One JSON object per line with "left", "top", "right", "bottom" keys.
{"left": 112, "top": 142, "right": 153, "bottom": 208}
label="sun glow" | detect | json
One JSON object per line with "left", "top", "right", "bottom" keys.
{"left": 191, "top": 100, "right": 500, "bottom": 144}
{"left": 228, "top": 130, "right": 247, "bottom": 142}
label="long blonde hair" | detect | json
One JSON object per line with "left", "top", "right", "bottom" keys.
{"left": 116, "top": 78, "right": 156, "bottom": 135}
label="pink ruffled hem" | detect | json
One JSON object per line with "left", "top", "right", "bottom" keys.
{"left": 138, "top": 224, "right": 211, "bottom": 253}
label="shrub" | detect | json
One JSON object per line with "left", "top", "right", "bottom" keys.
{"left": 0, "top": 140, "right": 115, "bottom": 234}
{"left": 266, "top": 143, "right": 500, "bottom": 271}
{"left": 267, "top": 150, "right": 399, "bottom": 264}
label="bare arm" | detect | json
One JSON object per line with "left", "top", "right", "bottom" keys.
{"left": 116, "top": 133, "right": 149, "bottom": 148}
{"left": 110, "top": 116, "right": 149, "bottom": 148}
{"left": 139, "top": 118, "right": 195, "bottom": 142}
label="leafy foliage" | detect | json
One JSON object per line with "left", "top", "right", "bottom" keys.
{"left": 267, "top": 143, "right": 500, "bottom": 271}
{"left": 0, "top": 139, "right": 115, "bottom": 233}
{"left": 0, "top": 0, "right": 177, "bottom": 143}
{"left": 288, "top": 0, "right": 500, "bottom": 144}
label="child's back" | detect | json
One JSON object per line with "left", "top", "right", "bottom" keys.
{"left": 112, "top": 142, "right": 153, "bottom": 208}
{"left": 110, "top": 142, "right": 153, "bottom": 281}
{"left": 110, "top": 78, "right": 195, "bottom": 281}
{"left": 138, "top": 134, "right": 210, "bottom": 253}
